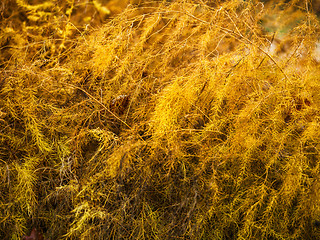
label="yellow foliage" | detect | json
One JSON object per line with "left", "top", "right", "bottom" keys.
{"left": 1, "top": 0, "right": 320, "bottom": 239}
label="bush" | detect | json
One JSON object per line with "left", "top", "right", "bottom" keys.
{"left": 1, "top": 0, "right": 320, "bottom": 239}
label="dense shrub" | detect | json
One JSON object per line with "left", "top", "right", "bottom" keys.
{"left": 1, "top": 0, "right": 320, "bottom": 239}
